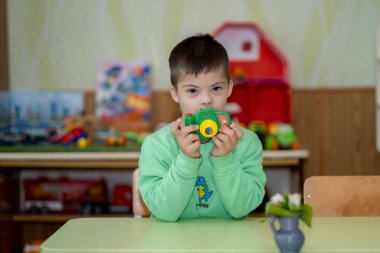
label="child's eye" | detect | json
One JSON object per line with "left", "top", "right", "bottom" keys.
{"left": 187, "top": 88, "right": 198, "bottom": 94}
{"left": 212, "top": 86, "right": 222, "bottom": 92}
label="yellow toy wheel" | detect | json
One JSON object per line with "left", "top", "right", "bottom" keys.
{"left": 77, "top": 138, "right": 88, "bottom": 148}
{"left": 199, "top": 119, "right": 218, "bottom": 138}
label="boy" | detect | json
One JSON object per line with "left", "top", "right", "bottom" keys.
{"left": 138, "top": 34, "right": 266, "bottom": 222}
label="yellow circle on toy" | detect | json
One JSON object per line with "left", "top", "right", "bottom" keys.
{"left": 199, "top": 119, "right": 218, "bottom": 138}
{"left": 77, "top": 138, "right": 88, "bottom": 148}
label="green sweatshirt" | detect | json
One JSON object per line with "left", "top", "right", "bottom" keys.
{"left": 138, "top": 123, "right": 266, "bottom": 222}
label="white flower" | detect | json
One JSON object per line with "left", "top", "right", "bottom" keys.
{"left": 288, "top": 193, "right": 301, "bottom": 208}
{"left": 270, "top": 193, "right": 284, "bottom": 205}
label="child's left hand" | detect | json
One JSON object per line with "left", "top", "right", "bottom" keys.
{"left": 211, "top": 123, "right": 243, "bottom": 157}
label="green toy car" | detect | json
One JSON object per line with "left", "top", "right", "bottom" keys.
{"left": 185, "top": 108, "right": 232, "bottom": 143}
{"left": 265, "top": 123, "right": 299, "bottom": 150}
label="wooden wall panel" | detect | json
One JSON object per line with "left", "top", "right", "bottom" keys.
{"left": 86, "top": 87, "right": 379, "bottom": 179}
{"left": 292, "top": 88, "right": 380, "bottom": 180}
{"left": 151, "top": 90, "right": 181, "bottom": 128}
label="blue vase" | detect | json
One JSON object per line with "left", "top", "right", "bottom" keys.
{"left": 269, "top": 212, "right": 305, "bottom": 253}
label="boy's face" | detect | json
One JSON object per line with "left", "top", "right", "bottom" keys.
{"left": 170, "top": 68, "right": 233, "bottom": 115}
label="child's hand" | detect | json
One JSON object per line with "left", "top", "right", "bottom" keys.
{"left": 171, "top": 117, "right": 201, "bottom": 158}
{"left": 211, "top": 123, "right": 243, "bottom": 157}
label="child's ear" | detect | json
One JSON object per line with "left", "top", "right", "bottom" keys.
{"left": 227, "top": 81, "right": 233, "bottom": 98}
{"left": 170, "top": 85, "right": 179, "bottom": 103}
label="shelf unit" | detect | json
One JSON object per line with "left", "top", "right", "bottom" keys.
{"left": 0, "top": 150, "right": 307, "bottom": 168}
{"left": 13, "top": 214, "right": 133, "bottom": 223}
{"left": 0, "top": 150, "right": 308, "bottom": 252}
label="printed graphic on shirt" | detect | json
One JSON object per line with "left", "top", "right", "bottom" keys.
{"left": 195, "top": 176, "right": 213, "bottom": 208}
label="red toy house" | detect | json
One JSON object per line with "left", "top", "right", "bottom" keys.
{"left": 213, "top": 22, "right": 291, "bottom": 126}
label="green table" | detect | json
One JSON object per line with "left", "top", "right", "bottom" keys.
{"left": 41, "top": 217, "right": 380, "bottom": 253}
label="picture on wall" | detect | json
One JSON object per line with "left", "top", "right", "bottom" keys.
{"left": 0, "top": 90, "right": 84, "bottom": 146}
{"left": 96, "top": 61, "right": 151, "bottom": 132}
{"left": 0, "top": 91, "right": 10, "bottom": 129}
{"left": 10, "top": 90, "right": 84, "bottom": 129}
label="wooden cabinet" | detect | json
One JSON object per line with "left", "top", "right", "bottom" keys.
{"left": 0, "top": 169, "right": 21, "bottom": 253}
{"left": 0, "top": 152, "right": 139, "bottom": 253}
{"left": 0, "top": 150, "right": 308, "bottom": 252}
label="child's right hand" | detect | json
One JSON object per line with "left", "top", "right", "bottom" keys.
{"left": 171, "top": 117, "right": 201, "bottom": 158}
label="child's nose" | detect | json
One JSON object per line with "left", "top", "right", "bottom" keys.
{"left": 200, "top": 93, "right": 212, "bottom": 106}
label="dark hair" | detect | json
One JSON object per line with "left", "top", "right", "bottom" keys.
{"left": 169, "top": 34, "right": 230, "bottom": 86}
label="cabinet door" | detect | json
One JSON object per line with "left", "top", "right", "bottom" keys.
{"left": 0, "top": 170, "right": 21, "bottom": 253}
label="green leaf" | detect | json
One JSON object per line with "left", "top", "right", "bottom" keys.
{"left": 300, "top": 204, "right": 313, "bottom": 228}
{"left": 265, "top": 202, "right": 294, "bottom": 217}
{"left": 288, "top": 204, "right": 301, "bottom": 212}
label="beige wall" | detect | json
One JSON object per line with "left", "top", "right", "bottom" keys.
{"left": 7, "top": 0, "right": 380, "bottom": 91}
{"left": 0, "top": 0, "right": 8, "bottom": 89}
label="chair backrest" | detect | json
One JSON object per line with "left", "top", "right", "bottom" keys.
{"left": 132, "top": 168, "right": 151, "bottom": 217}
{"left": 303, "top": 176, "right": 380, "bottom": 217}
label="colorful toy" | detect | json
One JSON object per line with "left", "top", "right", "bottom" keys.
{"left": 185, "top": 108, "right": 231, "bottom": 143}
{"left": 104, "top": 133, "right": 126, "bottom": 147}
{"left": 23, "top": 177, "right": 109, "bottom": 214}
{"left": 59, "top": 114, "right": 94, "bottom": 148}
{"left": 265, "top": 123, "right": 299, "bottom": 150}
{"left": 111, "top": 184, "right": 132, "bottom": 213}
{"left": 265, "top": 124, "right": 280, "bottom": 150}
{"left": 277, "top": 124, "right": 299, "bottom": 149}
{"left": 249, "top": 121, "right": 266, "bottom": 148}
{"left": 123, "top": 131, "right": 138, "bottom": 145}
{"left": 23, "top": 239, "right": 44, "bottom": 253}
{"left": 60, "top": 126, "right": 88, "bottom": 148}
{"left": 136, "top": 132, "right": 149, "bottom": 146}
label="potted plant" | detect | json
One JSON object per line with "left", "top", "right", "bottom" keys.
{"left": 265, "top": 193, "right": 313, "bottom": 253}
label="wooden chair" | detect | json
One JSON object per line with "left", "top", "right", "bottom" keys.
{"left": 303, "top": 176, "right": 380, "bottom": 217}
{"left": 132, "top": 168, "right": 151, "bottom": 218}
